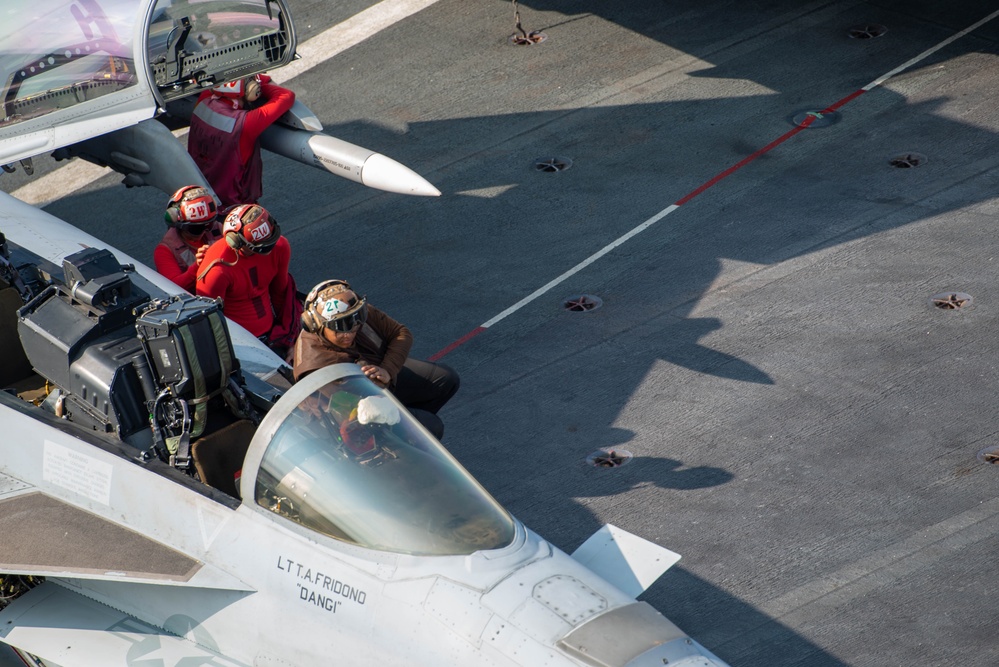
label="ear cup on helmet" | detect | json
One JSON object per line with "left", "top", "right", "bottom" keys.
{"left": 300, "top": 309, "right": 320, "bottom": 334}
{"left": 223, "top": 205, "right": 249, "bottom": 251}
{"left": 164, "top": 205, "right": 181, "bottom": 226}
{"left": 225, "top": 230, "right": 244, "bottom": 250}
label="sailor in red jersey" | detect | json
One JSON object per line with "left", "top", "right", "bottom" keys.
{"left": 153, "top": 185, "right": 222, "bottom": 293}
{"left": 187, "top": 74, "right": 295, "bottom": 207}
{"left": 196, "top": 204, "right": 298, "bottom": 357}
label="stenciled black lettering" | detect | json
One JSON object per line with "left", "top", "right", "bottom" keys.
{"left": 291, "top": 568, "right": 366, "bottom": 608}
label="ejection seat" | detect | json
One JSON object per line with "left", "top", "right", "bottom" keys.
{"left": 134, "top": 294, "right": 260, "bottom": 498}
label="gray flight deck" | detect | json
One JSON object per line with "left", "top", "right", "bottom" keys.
{"left": 4, "top": 0, "right": 999, "bottom": 664}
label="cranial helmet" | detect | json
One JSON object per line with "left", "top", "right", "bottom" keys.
{"left": 164, "top": 185, "right": 217, "bottom": 229}
{"left": 223, "top": 204, "right": 280, "bottom": 253}
{"left": 301, "top": 279, "right": 368, "bottom": 334}
{"left": 211, "top": 74, "right": 261, "bottom": 99}
{"left": 211, "top": 77, "right": 247, "bottom": 99}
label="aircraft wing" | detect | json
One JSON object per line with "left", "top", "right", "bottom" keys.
{"left": 0, "top": 473, "right": 251, "bottom": 591}
{"left": 0, "top": 583, "right": 249, "bottom": 666}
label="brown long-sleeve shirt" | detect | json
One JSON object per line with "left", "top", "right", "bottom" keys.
{"left": 292, "top": 305, "right": 413, "bottom": 385}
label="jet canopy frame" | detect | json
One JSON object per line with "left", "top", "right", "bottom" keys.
{"left": 148, "top": 0, "right": 296, "bottom": 102}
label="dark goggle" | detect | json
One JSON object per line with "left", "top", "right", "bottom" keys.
{"left": 177, "top": 221, "right": 210, "bottom": 235}
{"left": 325, "top": 299, "right": 367, "bottom": 333}
{"left": 250, "top": 241, "right": 276, "bottom": 254}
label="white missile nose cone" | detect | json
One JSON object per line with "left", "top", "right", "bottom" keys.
{"left": 299, "top": 114, "right": 323, "bottom": 132}
{"left": 360, "top": 153, "right": 441, "bottom": 197}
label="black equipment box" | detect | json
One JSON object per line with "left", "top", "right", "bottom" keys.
{"left": 16, "top": 248, "right": 151, "bottom": 438}
{"left": 135, "top": 295, "right": 236, "bottom": 401}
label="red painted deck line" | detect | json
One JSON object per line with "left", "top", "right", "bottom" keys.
{"left": 428, "top": 327, "right": 486, "bottom": 361}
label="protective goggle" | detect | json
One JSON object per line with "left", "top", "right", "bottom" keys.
{"left": 176, "top": 221, "right": 211, "bottom": 236}
{"left": 323, "top": 296, "right": 368, "bottom": 333}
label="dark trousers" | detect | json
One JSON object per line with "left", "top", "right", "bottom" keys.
{"left": 391, "top": 358, "right": 459, "bottom": 439}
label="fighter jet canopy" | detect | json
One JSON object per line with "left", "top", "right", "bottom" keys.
{"left": 0, "top": 0, "right": 295, "bottom": 165}
{"left": 245, "top": 365, "right": 517, "bottom": 556}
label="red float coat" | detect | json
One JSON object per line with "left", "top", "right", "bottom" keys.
{"left": 195, "top": 237, "right": 292, "bottom": 338}
{"left": 187, "top": 78, "right": 295, "bottom": 207}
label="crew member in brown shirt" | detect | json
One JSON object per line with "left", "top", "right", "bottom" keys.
{"left": 293, "top": 279, "right": 459, "bottom": 438}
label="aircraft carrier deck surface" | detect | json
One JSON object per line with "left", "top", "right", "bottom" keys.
{"left": 4, "top": 1, "right": 999, "bottom": 664}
